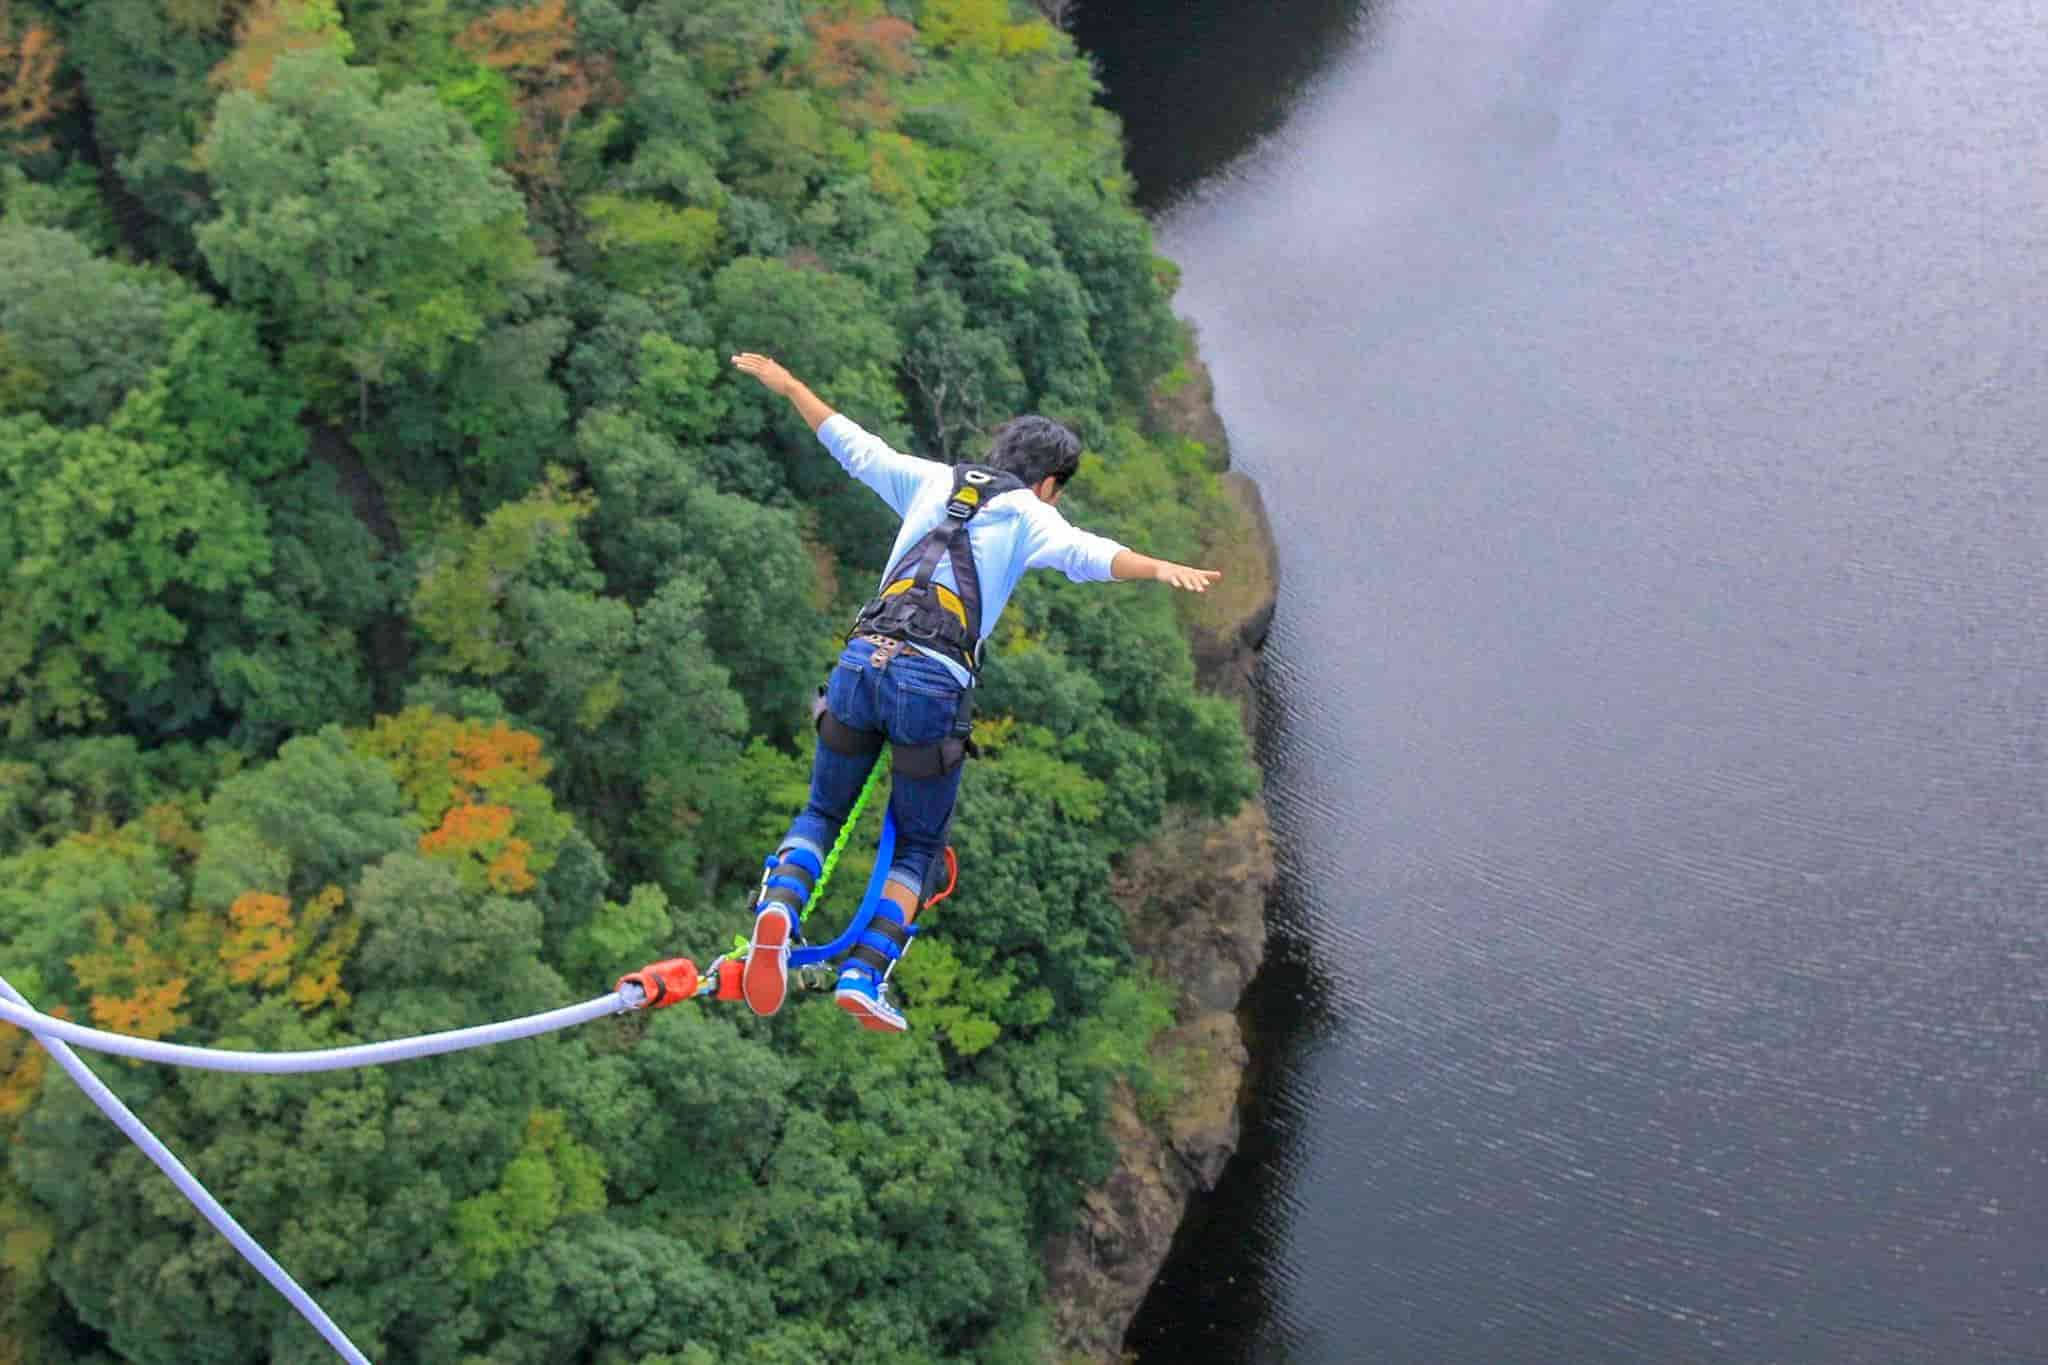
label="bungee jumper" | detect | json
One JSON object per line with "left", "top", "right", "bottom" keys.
{"left": 0, "top": 364, "right": 1223, "bottom": 1365}
{"left": 726, "top": 352, "right": 1222, "bottom": 1032}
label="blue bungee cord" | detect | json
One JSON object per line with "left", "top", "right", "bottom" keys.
{"left": 0, "top": 807, "right": 926, "bottom": 1361}
{"left": 0, "top": 988, "right": 639, "bottom": 1073}
{"left": 0, "top": 971, "right": 375, "bottom": 1364}
{"left": 0, "top": 975, "right": 658, "bottom": 1362}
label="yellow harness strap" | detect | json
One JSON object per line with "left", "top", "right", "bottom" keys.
{"left": 879, "top": 578, "right": 968, "bottom": 630}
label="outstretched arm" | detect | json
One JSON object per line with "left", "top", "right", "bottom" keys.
{"left": 734, "top": 351, "right": 943, "bottom": 517}
{"left": 1022, "top": 500, "right": 1221, "bottom": 592}
{"left": 732, "top": 353, "right": 835, "bottom": 432}
{"left": 1110, "top": 549, "right": 1222, "bottom": 593}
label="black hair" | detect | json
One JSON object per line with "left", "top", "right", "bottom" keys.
{"left": 983, "top": 415, "right": 1081, "bottom": 489}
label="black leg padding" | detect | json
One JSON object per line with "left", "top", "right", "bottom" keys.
{"left": 818, "top": 709, "right": 886, "bottom": 757}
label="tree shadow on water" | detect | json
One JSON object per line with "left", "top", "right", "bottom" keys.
{"left": 1071, "top": 0, "right": 1384, "bottom": 212}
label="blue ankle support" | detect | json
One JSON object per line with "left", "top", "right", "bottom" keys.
{"left": 841, "top": 903, "right": 917, "bottom": 980}
{"left": 758, "top": 847, "right": 824, "bottom": 934}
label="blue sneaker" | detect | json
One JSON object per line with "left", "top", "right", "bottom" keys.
{"left": 835, "top": 964, "right": 908, "bottom": 1032}
{"left": 835, "top": 903, "right": 915, "bottom": 1031}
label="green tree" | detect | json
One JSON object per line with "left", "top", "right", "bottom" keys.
{"left": 724, "top": 85, "right": 833, "bottom": 210}
{"left": 613, "top": 571, "right": 750, "bottom": 886}
{"left": 558, "top": 281, "right": 714, "bottom": 417}
{"left": 0, "top": 225, "right": 306, "bottom": 473}
{"left": 796, "top": 175, "right": 933, "bottom": 302}
{"left": 0, "top": 7, "right": 1270, "bottom": 1360}
{"left": 411, "top": 473, "right": 597, "bottom": 679}
{"left": 559, "top": 880, "right": 669, "bottom": 986}
{"left": 1033, "top": 181, "right": 1183, "bottom": 403}
{"left": 343, "top": 0, "right": 469, "bottom": 80}
{"left": 899, "top": 284, "right": 1026, "bottom": 459}
{"left": 0, "top": 161, "right": 120, "bottom": 255}
{"left": 56, "top": 0, "right": 228, "bottom": 262}
{"left": 192, "top": 727, "right": 412, "bottom": 910}
{"left": 573, "top": 0, "right": 800, "bottom": 97}
{"left": 198, "top": 45, "right": 549, "bottom": 416}
{"left": 444, "top": 314, "right": 572, "bottom": 482}
{"left": 661, "top": 489, "right": 821, "bottom": 736}
{"left": 918, "top": 0, "right": 1007, "bottom": 57}
{"left": 0, "top": 413, "right": 271, "bottom": 740}
{"left": 203, "top": 464, "right": 390, "bottom": 750}
{"left": 575, "top": 404, "right": 823, "bottom": 734}
{"left": 0, "top": 225, "right": 183, "bottom": 426}
{"left": 510, "top": 584, "right": 637, "bottom": 741}
{"left": 0, "top": 328, "right": 42, "bottom": 416}
{"left": 608, "top": 35, "right": 726, "bottom": 202}
{"left": 708, "top": 256, "right": 900, "bottom": 428}
{"left": 572, "top": 408, "right": 688, "bottom": 600}
{"left": 630, "top": 334, "right": 731, "bottom": 451}
{"left": 370, "top": 310, "right": 572, "bottom": 501}
{"left": 582, "top": 191, "right": 722, "bottom": 291}
{"left": 451, "top": 1107, "right": 607, "bottom": 1285}
{"left": 709, "top": 254, "right": 907, "bottom": 565}
{"left": 150, "top": 296, "right": 308, "bottom": 482}
{"left": 915, "top": 202, "right": 1109, "bottom": 419}
{"left": 0, "top": 733, "right": 226, "bottom": 859}
{"left": 0, "top": 816, "right": 184, "bottom": 1004}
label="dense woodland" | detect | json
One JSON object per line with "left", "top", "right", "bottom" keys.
{"left": 0, "top": 1, "right": 1256, "bottom": 1360}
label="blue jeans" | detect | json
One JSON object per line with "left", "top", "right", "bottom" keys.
{"left": 781, "top": 643, "right": 966, "bottom": 899}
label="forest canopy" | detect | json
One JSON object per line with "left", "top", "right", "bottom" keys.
{"left": 0, "top": 1, "right": 1256, "bottom": 1361}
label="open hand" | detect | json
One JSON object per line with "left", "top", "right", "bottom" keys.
{"left": 1157, "top": 562, "right": 1222, "bottom": 593}
{"left": 731, "top": 352, "right": 797, "bottom": 395}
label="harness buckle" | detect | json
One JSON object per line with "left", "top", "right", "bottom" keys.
{"left": 863, "top": 634, "right": 907, "bottom": 671}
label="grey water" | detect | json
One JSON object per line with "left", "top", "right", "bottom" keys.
{"left": 1075, "top": 0, "right": 2048, "bottom": 1360}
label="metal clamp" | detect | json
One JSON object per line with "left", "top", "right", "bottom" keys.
{"left": 860, "top": 633, "right": 907, "bottom": 671}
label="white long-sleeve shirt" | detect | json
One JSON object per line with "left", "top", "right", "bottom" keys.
{"left": 819, "top": 414, "right": 1128, "bottom": 685}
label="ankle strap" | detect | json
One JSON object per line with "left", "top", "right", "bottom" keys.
{"left": 843, "top": 914, "right": 917, "bottom": 977}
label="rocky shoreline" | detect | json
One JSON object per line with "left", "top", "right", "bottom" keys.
{"left": 1042, "top": 333, "right": 1281, "bottom": 1361}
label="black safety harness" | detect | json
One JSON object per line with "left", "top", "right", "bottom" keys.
{"left": 816, "top": 462, "right": 1027, "bottom": 779}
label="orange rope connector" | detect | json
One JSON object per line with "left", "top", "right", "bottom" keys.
{"left": 922, "top": 846, "right": 959, "bottom": 911}
{"left": 618, "top": 958, "right": 698, "bottom": 1009}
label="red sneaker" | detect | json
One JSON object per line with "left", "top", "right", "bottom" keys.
{"left": 742, "top": 907, "right": 792, "bottom": 1016}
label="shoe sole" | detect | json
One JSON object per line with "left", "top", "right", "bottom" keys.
{"left": 835, "top": 987, "right": 907, "bottom": 1032}
{"left": 743, "top": 908, "right": 791, "bottom": 1016}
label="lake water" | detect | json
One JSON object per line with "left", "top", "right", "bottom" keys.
{"left": 1072, "top": 0, "right": 2048, "bottom": 1359}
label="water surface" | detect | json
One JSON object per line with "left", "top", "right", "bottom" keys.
{"left": 1085, "top": 1, "right": 2048, "bottom": 1359}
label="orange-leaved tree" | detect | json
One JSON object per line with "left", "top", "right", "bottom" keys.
{"left": 0, "top": 0, "right": 67, "bottom": 157}
{"left": 0, "top": 1009, "right": 55, "bottom": 1123}
{"left": 218, "top": 885, "right": 358, "bottom": 1011}
{"left": 353, "top": 708, "right": 572, "bottom": 896}
{"left": 209, "top": 0, "right": 352, "bottom": 95}
{"left": 800, "top": 5, "right": 917, "bottom": 131}
{"left": 68, "top": 902, "right": 188, "bottom": 1040}
{"left": 455, "top": 0, "right": 617, "bottom": 189}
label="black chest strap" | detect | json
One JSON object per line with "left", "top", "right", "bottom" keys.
{"left": 849, "top": 463, "right": 1027, "bottom": 673}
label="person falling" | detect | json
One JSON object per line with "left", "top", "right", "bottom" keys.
{"left": 729, "top": 352, "right": 1221, "bottom": 1031}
